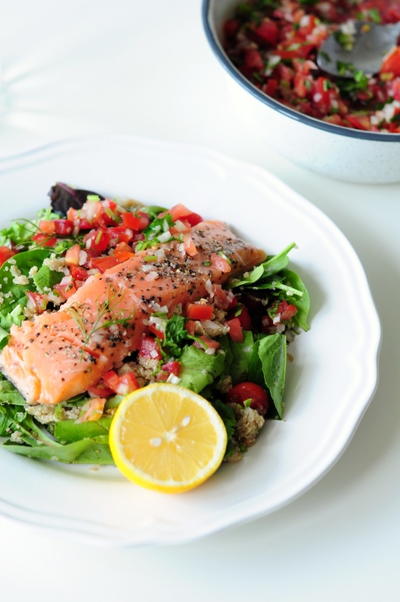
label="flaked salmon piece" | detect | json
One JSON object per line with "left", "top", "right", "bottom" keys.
{"left": 0, "top": 221, "right": 265, "bottom": 405}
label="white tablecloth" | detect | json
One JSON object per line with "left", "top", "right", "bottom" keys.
{"left": 1, "top": 1, "right": 399, "bottom": 600}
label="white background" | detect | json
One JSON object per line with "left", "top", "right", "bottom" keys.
{"left": 1, "top": 1, "right": 399, "bottom": 600}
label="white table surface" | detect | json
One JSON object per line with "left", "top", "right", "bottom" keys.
{"left": 1, "top": 1, "right": 399, "bottom": 600}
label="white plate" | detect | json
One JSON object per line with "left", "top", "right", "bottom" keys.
{"left": 0, "top": 136, "right": 380, "bottom": 545}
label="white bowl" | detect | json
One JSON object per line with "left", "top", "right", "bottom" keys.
{"left": 0, "top": 135, "right": 380, "bottom": 545}
{"left": 202, "top": 0, "right": 400, "bottom": 183}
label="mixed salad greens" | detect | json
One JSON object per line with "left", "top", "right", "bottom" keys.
{"left": 0, "top": 184, "right": 310, "bottom": 464}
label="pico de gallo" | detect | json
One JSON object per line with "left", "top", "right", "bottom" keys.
{"left": 224, "top": 0, "right": 400, "bottom": 132}
{"left": 0, "top": 184, "right": 310, "bottom": 465}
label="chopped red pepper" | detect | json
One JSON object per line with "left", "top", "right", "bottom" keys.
{"left": 120, "top": 212, "right": 142, "bottom": 231}
{"left": 65, "top": 244, "right": 81, "bottom": 266}
{"left": 277, "top": 300, "right": 297, "bottom": 321}
{"left": 89, "top": 256, "right": 119, "bottom": 272}
{"left": 0, "top": 246, "right": 16, "bottom": 267}
{"left": 69, "top": 265, "right": 89, "bottom": 281}
{"left": 381, "top": 47, "right": 400, "bottom": 77}
{"left": 84, "top": 229, "right": 110, "bottom": 256}
{"left": 161, "top": 360, "right": 181, "bottom": 376}
{"left": 227, "top": 317, "right": 243, "bottom": 342}
{"left": 147, "top": 322, "right": 165, "bottom": 339}
{"left": 32, "top": 233, "right": 57, "bottom": 247}
{"left": 108, "top": 226, "right": 134, "bottom": 245}
{"left": 88, "top": 382, "right": 114, "bottom": 398}
{"left": 186, "top": 303, "right": 213, "bottom": 321}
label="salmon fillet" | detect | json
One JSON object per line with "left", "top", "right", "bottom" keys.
{"left": 0, "top": 221, "right": 265, "bottom": 405}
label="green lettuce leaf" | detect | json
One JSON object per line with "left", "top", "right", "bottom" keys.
{"left": 179, "top": 346, "right": 226, "bottom": 393}
{"left": 53, "top": 417, "right": 112, "bottom": 444}
{"left": 229, "top": 243, "right": 296, "bottom": 287}
{"left": 258, "top": 334, "right": 287, "bottom": 418}
{"left": 2, "top": 436, "right": 113, "bottom": 464}
{"left": 32, "top": 264, "right": 63, "bottom": 292}
{"left": 0, "top": 374, "right": 25, "bottom": 405}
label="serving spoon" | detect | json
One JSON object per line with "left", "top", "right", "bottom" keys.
{"left": 317, "top": 21, "right": 400, "bottom": 77}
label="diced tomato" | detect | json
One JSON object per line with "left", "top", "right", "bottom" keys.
{"left": 186, "top": 303, "right": 213, "bottom": 321}
{"left": 105, "top": 372, "right": 139, "bottom": 396}
{"left": 136, "top": 211, "right": 151, "bottom": 230}
{"left": 276, "top": 42, "right": 314, "bottom": 60}
{"left": 312, "top": 76, "right": 332, "bottom": 113}
{"left": 0, "top": 246, "right": 16, "bottom": 267}
{"left": 263, "top": 78, "right": 278, "bottom": 96}
{"left": 115, "top": 242, "right": 132, "bottom": 254}
{"left": 227, "top": 317, "right": 243, "bottom": 342}
{"left": 275, "top": 63, "right": 294, "bottom": 83}
{"left": 183, "top": 234, "right": 198, "bottom": 257}
{"left": 69, "top": 265, "right": 89, "bottom": 281}
{"left": 54, "top": 282, "right": 77, "bottom": 300}
{"left": 298, "top": 14, "right": 318, "bottom": 36}
{"left": 212, "top": 284, "right": 237, "bottom": 310}
{"left": 67, "top": 207, "right": 78, "bottom": 222}
{"left": 32, "top": 233, "right": 57, "bottom": 247}
{"left": 39, "top": 218, "right": 73, "bottom": 237}
{"left": 78, "top": 397, "right": 106, "bottom": 423}
{"left": 100, "top": 200, "right": 120, "bottom": 226}
{"left": 161, "top": 360, "right": 181, "bottom": 376}
{"left": 138, "top": 335, "right": 162, "bottom": 360}
{"left": 277, "top": 300, "right": 298, "bottom": 321}
{"left": 184, "top": 212, "right": 203, "bottom": 227}
{"left": 195, "top": 336, "right": 220, "bottom": 352}
{"left": 252, "top": 19, "right": 279, "bottom": 46}
{"left": 89, "top": 256, "right": 118, "bottom": 272}
{"left": 65, "top": 244, "right": 81, "bottom": 266}
{"left": 79, "top": 218, "right": 92, "bottom": 230}
{"left": 88, "top": 382, "right": 114, "bottom": 398}
{"left": 102, "top": 370, "right": 120, "bottom": 392}
{"left": 211, "top": 253, "right": 231, "bottom": 273}
{"left": 54, "top": 219, "right": 74, "bottom": 236}
{"left": 113, "top": 242, "right": 134, "bottom": 263}
{"left": 147, "top": 322, "right": 165, "bottom": 339}
{"left": 227, "top": 382, "right": 269, "bottom": 416}
{"left": 113, "top": 249, "right": 134, "bottom": 263}
{"left": 238, "top": 306, "right": 252, "bottom": 329}
{"left": 169, "top": 204, "right": 193, "bottom": 221}
{"left": 26, "top": 291, "right": 47, "bottom": 314}
{"left": 381, "top": 47, "right": 400, "bottom": 77}
{"left": 185, "top": 320, "right": 196, "bottom": 336}
{"left": 243, "top": 48, "right": 264, "bottom": 73}
{"left": 121, "top": 212, "right": 142, "bottom": 231}
{"left": 39, "top": 220, "right": 56, "bottom": 234}
{"left": 108, "top": 226, "right": 134, "bottom": 245}
{"left": 391, "top": 78, "right": 400, "bottom": 101}
{"left": 170, "top": 220, "right": 191, "bottom": 235}
{"left": 224, "top": 18, "right": 240, "bottom": 39}
{"left": 346, "top": 114, "right": 371, "bottom": 131}
{"left": 84, "top": 229, "right": 110, "bottom": 256}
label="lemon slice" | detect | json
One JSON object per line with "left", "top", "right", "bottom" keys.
{"left": 109, "top": 383, "right": 227, "bottom": 493}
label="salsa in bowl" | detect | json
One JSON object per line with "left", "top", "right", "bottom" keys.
{"left": 223, "top": 0, "right": 400, "bottom": 133}
{"left": 202, "top": 0, "right": 400, "bottom": 182}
